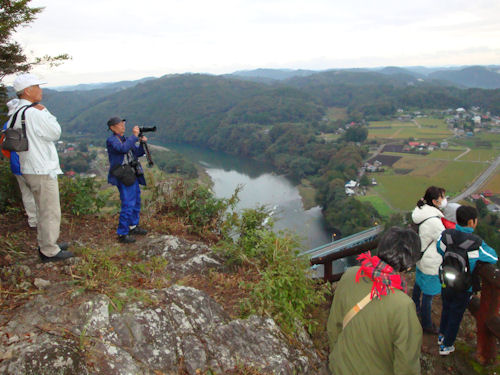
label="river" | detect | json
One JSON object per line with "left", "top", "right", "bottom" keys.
{"left": 161, "top": 143, "right": 332, "bottom": 250}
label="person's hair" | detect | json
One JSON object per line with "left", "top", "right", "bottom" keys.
{"left": 377, "top": 227, "right": 421, "bottom": 272}
{"left": 416, "top": 186, "right": 446, "bottom": 208}
{"left": 456, "top": 205, "right": 478, "bottom": 227}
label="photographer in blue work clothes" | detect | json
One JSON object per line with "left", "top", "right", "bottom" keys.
{"left": 106, "top": 117, "right": 148, "bottom": 243}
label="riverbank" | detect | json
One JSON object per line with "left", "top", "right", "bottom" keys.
{"left": 297, "top": 179, "right": 318, "bottom": 211}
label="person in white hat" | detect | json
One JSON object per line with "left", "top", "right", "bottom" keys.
{"left": 2, "top": 98, "right": 38, "bottom": 228}
{"left": 8, "top": 73, "right": 74, "bottom": 262}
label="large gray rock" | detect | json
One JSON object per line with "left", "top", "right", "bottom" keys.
{"left": 0, "top": 236, "right": 327, "bottom": 375}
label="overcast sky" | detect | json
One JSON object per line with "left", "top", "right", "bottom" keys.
{"left": 6, "top": 0, "right": 500, "bottom": 86}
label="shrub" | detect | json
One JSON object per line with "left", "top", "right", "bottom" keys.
{"left": 59, "top": 175, "right": 108, "bottom": 215}
{"left": 154, "top": 178, "right": 239, "bottom": 235}
{"left": 219, "top": 206, "right": 328, "bottom": 335}
{"left": 0, "top": 158, "right": 21, "bottom": 213}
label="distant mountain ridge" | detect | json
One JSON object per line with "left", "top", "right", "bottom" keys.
{"left": 50, "top": 77, "right": 157, "bottom": 92}
{"left": 428, "top": 66, "right": 500, "bottom": 89}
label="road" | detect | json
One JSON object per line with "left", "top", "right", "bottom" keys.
{"left": 451, "top": 155, "right": 500, "bottom": 203}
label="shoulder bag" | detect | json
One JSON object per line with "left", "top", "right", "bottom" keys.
{"left": 1, "top": 102, "right": 39, "bottom": 152}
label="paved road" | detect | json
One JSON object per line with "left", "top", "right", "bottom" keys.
{"left": 451, "top": 155, "right": 500, "bottom": 203}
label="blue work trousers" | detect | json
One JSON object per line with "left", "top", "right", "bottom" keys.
{"left": 412, "top": 283, "right": 434, "bottom": 329}
{"left": 439, "top": 288, "right": 471, "bottom": 347}
{"left": 116, "top": 180, "right": 141, "bottom": 235}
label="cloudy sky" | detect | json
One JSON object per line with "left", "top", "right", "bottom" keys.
{"left": 6, "top": 0, "right": 500, "bottom": 86}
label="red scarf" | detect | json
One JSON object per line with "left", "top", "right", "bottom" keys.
{"left": 355, "top": 251, "right": 407, "bottom": 300}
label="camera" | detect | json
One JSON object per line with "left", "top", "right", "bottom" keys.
{"left": 139, "top": 126, "right": 157, "bottom": 134}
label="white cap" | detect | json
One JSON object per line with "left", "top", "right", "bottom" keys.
{"left": 6, "top": 99, "right": 20, "bottom": 115}
{"left": 13, "top": 73, "right": 47, "bottom": 93}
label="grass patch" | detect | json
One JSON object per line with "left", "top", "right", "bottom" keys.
{"left": 356, "top": 195, "right": 393, "bottom": 218}
{"left": 297, "top": 179, "right": 317, "bottom": 210}
{"left": 73, "top": 245, "right": 170, "bottom": 311}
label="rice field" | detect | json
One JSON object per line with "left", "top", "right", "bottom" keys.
{"left": 368, "top": 159, "right": 488, "bottom": 210}
{"left": 457, "top": 148, "right": 500, "bottom": 162}
{"left": 367, "top": 117, "right": 452, "bottom": 140}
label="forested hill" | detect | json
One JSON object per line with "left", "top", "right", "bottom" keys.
{"left": 44, "top": 74, "right": 323, "bottom": 144}
{"left": 40, "top": 71, "right": 500, "bottom": 236}
{"left": 43, "top": 70, "right": 500, "bottom": 137}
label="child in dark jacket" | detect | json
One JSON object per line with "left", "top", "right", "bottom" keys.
{"left": 437, "top": 205, "right": 498, "bottom": 355}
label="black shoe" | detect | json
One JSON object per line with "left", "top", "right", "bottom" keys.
{"left": 38, "top": 248, "right": 75, "bottom": 263}
{"left": 58, "top": 242, "right": 70, "bottom": 251}
{"left": 118, "top": 234, "right": 136, "bottom": 243}
{"left": 129, "top": 226, "right": 147, "bottom": 235}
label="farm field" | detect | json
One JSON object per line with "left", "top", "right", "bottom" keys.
{"left": 367, "top": 118, "right": 453, "bottom": 140}
{"left": 427, "top": 148, "right": 465, "bottom": 160}
{"left": 482, "top": 166, "right": 500, "bottom": 195}
{"left": 457, "top": 148, "right": 500, "bottom": 162}
{"left": 326, "top": 107, "right": 348, "bottom": 121}
{"left": 367, "top": 159, "right": 488, "bottom": 211}
{"left": 455, "top": 132, "right": 500, "bottom": 148}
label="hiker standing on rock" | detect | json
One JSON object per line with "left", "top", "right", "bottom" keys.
{"left": 2, "top": 98, "right": 37, "bottom": 228}
{"left": 327, "top": 227, "right": 422, "bottom": 375}
{"left": 106, "top": 117, "right": 148, "bottom": 243}
{"left": 8, "top": 73, "right": 74, "bottom": 262}
{"left": 411, "top": 186, "right": 447, "bottom": 334}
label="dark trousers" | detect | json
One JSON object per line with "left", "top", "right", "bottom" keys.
{"left": 117, "top": 180, "right": 141, "bottom": 235}
{"left": 412, "top": 283, "right": 434, "bottom": 329}
{"left": 439, "top": 287, "right": 471, "bottom": 347}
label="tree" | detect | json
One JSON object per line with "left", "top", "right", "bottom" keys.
{"left": 0, "top": 0, "right": 69, "bottom": 83}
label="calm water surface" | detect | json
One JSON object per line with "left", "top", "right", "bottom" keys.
{"left": 161, "top": 143, "right": 332, "bottom": 250}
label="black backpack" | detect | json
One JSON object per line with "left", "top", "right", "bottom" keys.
{"left": 439, "top": 229, "right": 482, "bottom": 292}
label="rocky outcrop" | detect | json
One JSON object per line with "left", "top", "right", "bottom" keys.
{"left": 0, "top": 236, "right": 327, "bottom": 375}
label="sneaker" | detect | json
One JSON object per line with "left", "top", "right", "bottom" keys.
{"left": 118, "top": 234, "right": 136, "bottom": 243}
{"left": 129, "top": 226, "right": 147, "bottom": 235}
{"left": 438, "top": 334, "right": 444, "bottom": 346}
{"left": 38, "top": 248, "right": 75, "bottom": 263}
{"left": 439, "top": 344, "right": 455, "bottom": 356}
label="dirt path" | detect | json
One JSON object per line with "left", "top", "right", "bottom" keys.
{"left": 454, "top": 147, "right": 471, "bottom": 161}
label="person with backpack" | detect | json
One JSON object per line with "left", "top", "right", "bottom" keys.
{"left": 327, "top": 227, "right": 422, "bottom": 375}
{"left": 437, "top": 205, "right": 498, "bottom": 355}
{"left": 7, "top": 73, "right": 74, "bottom": 262}
{"left": 2, "top": 98, "right": 37, "bottom": 228}
{"left": 411, "top": 186, "right": 447, "bottom": 334}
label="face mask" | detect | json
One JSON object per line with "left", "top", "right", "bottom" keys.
{"left": 439, "top": 198, "right": 448, "bottom": 209}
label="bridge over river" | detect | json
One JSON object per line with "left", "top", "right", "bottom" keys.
{"left": 300, "top": 225, "right": 383, "bottom": 281}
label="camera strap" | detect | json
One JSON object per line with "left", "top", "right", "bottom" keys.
{"left": 114, "top": 134, "right": 136, "bottom": 166}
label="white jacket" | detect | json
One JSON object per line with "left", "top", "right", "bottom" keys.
{"left": 412, "top": 204, "right": 445, "bottom": 275}
{"left": 9, "top": 99, "right": 62, "bottom": 178}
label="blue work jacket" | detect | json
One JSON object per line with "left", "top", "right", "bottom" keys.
{"left": 106, "top": 133, "right": 146, "bottom": 186}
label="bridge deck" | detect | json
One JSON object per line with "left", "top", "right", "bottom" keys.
{"left": 301, "top": 226, "right": 383, "bottom": 261}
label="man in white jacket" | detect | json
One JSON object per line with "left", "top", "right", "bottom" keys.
{"left": 10, "top": 73, "right": 74, "bottom": 262}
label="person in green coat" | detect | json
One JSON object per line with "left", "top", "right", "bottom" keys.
{"left": 327, "top": 227, "right": 423, "bottom": 375}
